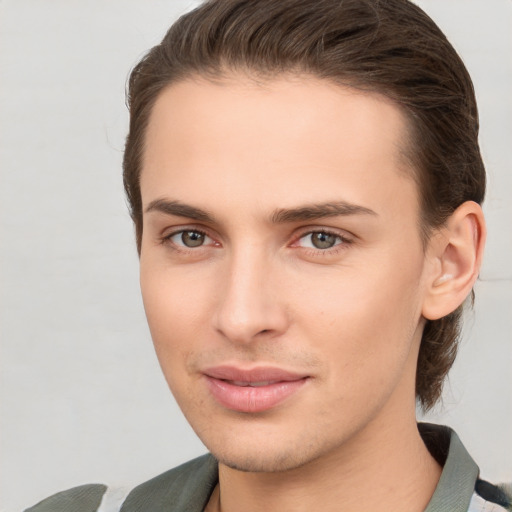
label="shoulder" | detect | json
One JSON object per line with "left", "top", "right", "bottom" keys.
{"left": 24, "top": 483, "right": 108, "bottom": 512}
{"left": 418, "top": 423, "right": 511, "bottom": 512}
{"left": 24, "top": 454, "right": 218, "bottom": 512}
{"left": 120, "top": 453, "right": 218, "bottom": 512}
{"left": 469, "top": 479, "right": 512, "bottom": 512}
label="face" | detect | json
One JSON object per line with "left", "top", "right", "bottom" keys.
{"left": 139, "top": 74, "right": 430, "bottom": 472}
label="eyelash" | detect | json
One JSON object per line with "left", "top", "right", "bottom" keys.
{"left": 293, "top": 229, "right": 353, "bottom": 256}
{"left": 159, "top": 227, "right": 353, "bottom": 257}
{"left": 160, "top": 228, "right": 215, "bottom": 252}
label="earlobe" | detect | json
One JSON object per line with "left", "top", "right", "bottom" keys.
{"left": 422, "top": 201, "right": 486, "bottom": 321}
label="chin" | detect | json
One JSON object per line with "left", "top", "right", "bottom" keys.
{"left": 213, "top": 449, "right": 311, "bottom": 473}
{"left": 205, "top": 431, "right": 329, "bottom": 473}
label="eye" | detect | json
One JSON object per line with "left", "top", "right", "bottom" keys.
{"left": 167, "top": 229, "right": 213, "bottom": 248}
{"left": 297, "top": 231, "right": 346, "bottom": 250}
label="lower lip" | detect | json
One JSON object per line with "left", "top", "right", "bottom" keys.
{"left": 204, "top": 376, "right": 308, "bottom": 413}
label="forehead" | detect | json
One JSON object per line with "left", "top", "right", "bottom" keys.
{"left": 141, "top": 74, "right": 418, "bottom": 222}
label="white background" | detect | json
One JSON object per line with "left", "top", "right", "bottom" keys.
{"left": 1, "top": 1, "right": 511, "bottom": 511}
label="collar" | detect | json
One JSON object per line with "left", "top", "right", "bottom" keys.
{"left": 120, "top": 423, "right": 479, "bottom": 512}
{"left": 420, "top": 423, "right": 479, "bottom": 512}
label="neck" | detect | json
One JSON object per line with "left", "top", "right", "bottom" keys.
{"left": 207, "top": 402, "right": 441, "bottom": 512}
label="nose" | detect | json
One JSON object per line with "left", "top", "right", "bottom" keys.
{"left": 212, "top": 247, "right": 289, "bottom": 344}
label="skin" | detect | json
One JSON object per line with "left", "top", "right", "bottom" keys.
{"left": 138, "top": 74, "right": 484, "bottom": 512}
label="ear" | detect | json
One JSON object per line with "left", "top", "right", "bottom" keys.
{"left": 422, "top": 201, "right": 486, "bottom": 321}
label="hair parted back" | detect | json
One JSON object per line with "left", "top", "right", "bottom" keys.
{"left": 123, "top": 0, "right": 486, "bottom": 410}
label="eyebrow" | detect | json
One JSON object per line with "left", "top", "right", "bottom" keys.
{"left": 270, "top": 201, "right": 377, "bottom": 223}
{"left": 144, "top": 198, "right": 377, "bottom": 224}
{"left": 145, "top": 199, "right": 215, "bottom": 222}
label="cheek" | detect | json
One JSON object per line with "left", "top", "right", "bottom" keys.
{"left": 139, "top": 261, "right": 215, "bottom": 367}
{"left": 293, "top": 257, "right": 425, "bottom": 391}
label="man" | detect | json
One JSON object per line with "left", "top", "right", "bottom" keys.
{"left": 26, "top": 0, "right": 511, "bottom": 511}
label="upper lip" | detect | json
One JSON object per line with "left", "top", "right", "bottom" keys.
{"left": 203, "top": 365, "right": 309, "bottom": 383}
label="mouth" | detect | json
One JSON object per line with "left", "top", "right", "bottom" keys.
{"left": 202, "top": 365, "right": 310, "bottom": 413}
{"left": 226, "top": 380, "right": 283, "bottom": 387}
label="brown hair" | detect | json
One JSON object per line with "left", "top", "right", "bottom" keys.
{"left": 123, "top": 0, "right": 486, "bottom": 410}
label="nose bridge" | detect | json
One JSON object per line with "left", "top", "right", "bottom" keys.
{"left": 213, "top": 241, "right": 287, "bottom": 343}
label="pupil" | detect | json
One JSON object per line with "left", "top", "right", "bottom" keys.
{"left": 312, "top": 232, "right": 336, "bottom": 249}
{"left": 182, "top": 231, "right": 204, "bottom": 247}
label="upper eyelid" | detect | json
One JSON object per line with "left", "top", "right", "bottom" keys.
{"left": 161, "top": 229, "right": 218, "bottom": 252}
{"left": 293, "top": 231, "right": 351, "bottom": 247}
{"left": 161, "top": 224, "right": 213, "bottom": 238}
{"left": 159, "top": 226, "right": 215, "bottom": 247}
{"left": 293, "top": 226, "right": 355, "bottom": 241}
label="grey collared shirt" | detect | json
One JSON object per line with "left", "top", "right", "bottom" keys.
{"left": 25, "top": 424, "right": 511, "bottom": 512}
